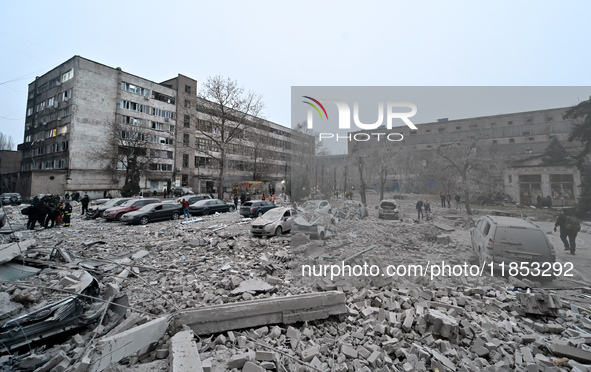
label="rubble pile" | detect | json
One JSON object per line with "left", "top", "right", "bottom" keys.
{"left": 0, "top": 196, "right": 589, "bottom": 371}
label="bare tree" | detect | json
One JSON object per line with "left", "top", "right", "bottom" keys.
{"left": 91, "top": 122, "right": 151, "bottom": 196}
{"left": 0, "top": 133, "right": 15, "bottom": 150}
{"left": 436, "top": 131, "right": 504, "bottom": 214}
{"left": 194, "top": 76, "right": 264, "bottom": 199}
{"left": 294, "top": 121, "right": 331, "bottom": 156}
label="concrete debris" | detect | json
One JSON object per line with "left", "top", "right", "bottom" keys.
{"left": 0, "top": 195, "right": 588, "bottom": 371}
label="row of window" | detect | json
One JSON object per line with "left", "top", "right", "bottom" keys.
{"left": 149, "top": 163, "right": 173, "bottom": 171}
{"left": 121, "top": 82, "right": 177, "bottom": 105}
{"left": 121, "top": 115, "right": 175, "bottom": 132}
{"left": 34, "top": 69, "right": 73, "bottom": 96}
{"left": 26, "top": 125, "right": 69, "bottom": 143}
{"left": 22, "top": 158, "right": 67, "bottom": 171}
{"left": 149, "top": 149, "right": 174, "bottom": 159}
{"left": 119, "top": 131, "right": 174, "bottom": 145}
{"left": 410, "top": 117, "right": 557, "bottom": 134}
{"left": 120, "top": 100, "right": 175, "bottom": 119}
{"left": 27, "top": 89, "right": 72, "bottom": 116}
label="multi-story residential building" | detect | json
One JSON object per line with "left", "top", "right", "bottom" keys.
{"left": 346, "top": 107, "right": 582, "bottom": 205}
{"left": 15, "top": 56, "right": 313, "bottom": 199}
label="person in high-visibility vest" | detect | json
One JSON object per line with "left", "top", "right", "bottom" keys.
{"left": 63, "top": 202, "right": 72, "bottom": 227}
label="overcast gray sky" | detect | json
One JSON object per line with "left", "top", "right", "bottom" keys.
{"left": 1, "top": 1, "right": 591, "bottom": 148}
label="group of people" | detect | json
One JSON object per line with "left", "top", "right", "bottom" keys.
{"left": 22, "top": 193, "right": 91, "bottom": 229}
{"left": 415, "top": 199, "right": 431, "bottom": 220}
{"left": 439, "top": 192, "right": 462, "bottom": 209}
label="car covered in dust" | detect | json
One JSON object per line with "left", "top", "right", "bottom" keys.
{"left": 250, "top": 207, "right": 298, "bottom": 237}
{"left": 302, "top": 200, "right": 332, "bottom": 214}
{"left": 470, "top": 216, "right": 556, "bottom": 277}
{"left": 377, "top": 199, "right": 400, "bottom": 220}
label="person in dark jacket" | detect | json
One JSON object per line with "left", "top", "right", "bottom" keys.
{"left": 446, "top": 193, "right": 451, "bottom": 208}
{"left": 45, "top": 204, "right": 60, "bottom": 228}
{"left": 455, "top": 193, "right": 461, "bottom": 209}
{"left": 81, "top": 195, "right": 90, "bottom": 215}
{"left": 37, "top": 202, "right": 49, "bottom": 229}
{"left": 240, "top": 193, "right": 246, "bottom": 205}
{"left": 440, "top": 192, "right": 446, "bottom": 207}
{"left": 63, "top": 202, "right": 72, "bottom": 227}
{"left": 554, "top": 210, "right": 578, "bottom": 255}
{"left": 233, "top": 194, "right": 238, "bottom": 208}
{"left": 26, "top": 205, "right": 37, "bottom": 230}
{"left": 416, "top": 199, "right": 424, "bottom": 220}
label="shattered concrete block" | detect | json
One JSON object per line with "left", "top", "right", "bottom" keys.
{"left": 34, "top": 350, "right": 66, "bottom": 372}
{"left": 170, "top": 330, "right": 202, "bottom": 372}
{"left": 228, "top": 351, "right": 254, "bottom": 369}
{"left": 202, "top": 358, "right": 212, "bottom": 372}
{"left": 342, "top": 345, "right": 358, "bottom": 359}
{"left": 301, "top": 346, "right": 320, "bottom": 363}
{"left": 255, "top": 351, "right": 276, "bottom": 361}
{"left": 242, "top": 361, "right": 265, "bottom": 372}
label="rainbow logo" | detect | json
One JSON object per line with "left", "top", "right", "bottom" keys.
{"left": 302, "top": 96, "right": 329, "bottom": 120}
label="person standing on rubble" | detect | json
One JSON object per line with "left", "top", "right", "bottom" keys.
{"left": 63, "top": 201, "right": 72, "bottom": 227}
{"left": 240, "top": 192, "right": 246, "bottom": 205}
{"left": 455, "top": 193, "right": 461, "bottom": 209}
{"left": 233, "top": 194, "right": 238, "bottom": 208}
{"left": 45, "top": 204, "right": 60, "bottom": 228}
{"left": 440, "top": 192, "right": 446, "bottom": 207}
{"left": 554, "top": 210, "right": 580, "bottom": 255}
{"left": 37, "top": 201, "right": 49, "bottom": 229}
{"left": 446, "top": 193, "right": 451, "bottom": 208}
{"left": 81, "top": 194, "right": 90, "bottom": 215}
{"left": 416, "top": 199, "right": 424, "bottom": 220}
{"left": 181, "top": 198, "right": 190, "bottom": 218}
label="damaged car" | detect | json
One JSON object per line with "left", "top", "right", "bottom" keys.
{"left": 377, "top": 199, "right": 401, "bottom": 220}
{"left": 302, "top": 200, "right": 332, "bottom": 214}
{"left": 250, "top": 207, "right": 297, "bottom": 237}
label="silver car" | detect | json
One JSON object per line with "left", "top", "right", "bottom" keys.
{"left": 251, "top": 207, "right": 297, "bottom": 237}
{"left": 470, "top": 216, "right": 556, "bottom": 275}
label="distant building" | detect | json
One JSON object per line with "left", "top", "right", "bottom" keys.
{"left": 0, "top": 150, "right": 22, "bottom": 194}
{"left": 15, "top": 56, "right": 313, "bottom": 198}
{"left": 348, "top": 106, "right": 582, "bottom": 205}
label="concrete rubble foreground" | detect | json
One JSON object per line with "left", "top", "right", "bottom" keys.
{"left": 0, "top": 197, "right": 589, "bottom": 371}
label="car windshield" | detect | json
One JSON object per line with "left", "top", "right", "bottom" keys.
{"left": 118, "top": 200, "right": 135, "bottom": 207}
{"left": 138, "top": 204, "right": 157, "bottom": 212}
{"left": 261, "top": 209, "right": 284, "bottom": 219}
{"left": 242, "top": 202, "right": 253, "bottom": 207}
{"left": 380, "top": 202, "right": 397, "bottom": 209}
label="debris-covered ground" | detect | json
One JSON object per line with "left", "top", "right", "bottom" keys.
{"left": 0, "top": 193, "right": 590, "bottom": 372}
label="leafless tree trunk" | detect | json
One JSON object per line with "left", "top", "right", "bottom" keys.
{"left": 0, "top": 133, "right": 15, "bottom": 150}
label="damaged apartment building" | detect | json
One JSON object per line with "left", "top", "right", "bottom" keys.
{"left": 348, "top": 107, "right": 582, "bottom": 206}
{"left": 14, "top": 56, "right": 314, "bottom": 198}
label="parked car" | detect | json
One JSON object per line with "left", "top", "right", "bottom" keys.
{"left": 189, "top": 199, "right": 235, "bottom": 216}
{"left": 120, "top": 202, "right": 182, "bottom": 225}
{"left": 0, "top": 193, "right": 22, "bottom": 206}
{"left": 251, "top": 207, "right": 298, "bottom": 237}
{"left": 470, "top": 216, "right": 556, "bottom": 275}
{"left": 186, "top": 194, "right": 212, "bottom": 204}
{"left": 173, "top": 187, "right": 194, "bottom": 197}
{"left": 240, "top": 200, "right": 278, "bottom": 218}
{"left": 377, "top": 199, "right": 400, "bottom": 220}
{"left": 87, "top": 198, "right": 132, "bottom": 219}
{"left": 102, "top": 198, "right": 161, "bottom": 221}
{"left": 302, "top": 200, "right": 331, "bottom": 214}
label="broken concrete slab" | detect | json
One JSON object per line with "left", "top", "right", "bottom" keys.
{"left": 87, "top": 316, "right": 169, "bottom": 372}
{"left": 230, "top": 279, "right": 273, "bottom": 295}
{"left": 173, "top": 291, "right": 346, "bottom": 335}
{"left": 170, "top": 330, "right": 203, "bottom": 372}
{"left": 434, "top": 223, "right": 455, "bottom": 232}
{"left": 550, "top": 343, "right": 591, "bottom": 364}
{"left": 0, "top": 239, "right": 35, "bottom": 265}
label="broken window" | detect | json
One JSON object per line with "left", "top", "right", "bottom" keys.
{"left": 550, "top": 174, "right": 575, "bottom": 205}
{"left": 185, "top": 85, "right": 191, "bottom": 93}
{"left": 183, "top": 154, "right": 189, "bottom": 167}
{"left": 122, "top": 116, "right": 142, "bottom": 126}
{"left": 61, "top": 69, "right": 74, "bottom": 82}
{"left": 152, "top": 91, "right": 175, "bottom": 105}
{"left": 184, "top": 115, "right": 190, "bottom": 128}
{"left": 121, "top": 82, "right": 150, "bottom": 97}
{"left": 152, "top": 107, "right": 174, "bottom": 119}
{"left": 120, "top": 100, "right": 146, "bottom": 113}
{"left": 152, "top": 121, "right": 164, "bottom": 131}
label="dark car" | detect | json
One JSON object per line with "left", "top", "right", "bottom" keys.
{"left": 189, "top": 199, "right": 235, "bottom": 216}
{"left": 87, "top": 198, "right": 132, "bottom": 219}
{"left": 173, "top": 187, "right": 194, "bottom": 197}
{"left": 120, "top": 202, "right": 182, "bottom": 225}
{"left": 240, "top": 200, "right": 278, "bottom": 218}
{"left": 0, "top": 193, "right": 22, "bottom": 206}
{"left": 185, "top": 194, "right": 212, "bottom": 204}
{"left": 102, "top": 198, "right": 161, "bottom": 221}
